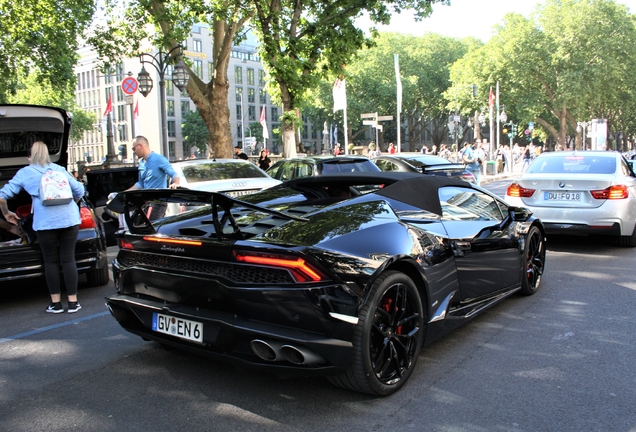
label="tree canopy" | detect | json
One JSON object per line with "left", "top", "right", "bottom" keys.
{"left": 447, "top": 0, "right": 636, "bottom": 150}
{"left": 0, "top": 0, "right": 95, "bottom": 103}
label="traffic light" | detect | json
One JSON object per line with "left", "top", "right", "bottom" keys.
{"left": 502, "top": 124, "right": 509, "bottom": 135}
{"left": 118, "top": 145, "right": 127, "bottom": 160}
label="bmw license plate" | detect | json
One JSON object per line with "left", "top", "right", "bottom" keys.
{"left": 152, "top": 313, "right": 203, "bottom": 343}
{"left": 544, "top": 191, "right": 581, "bottom": 201}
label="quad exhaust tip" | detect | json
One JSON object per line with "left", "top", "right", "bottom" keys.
{"left": 250, "top": 339, "right": 325, "bottom": 365}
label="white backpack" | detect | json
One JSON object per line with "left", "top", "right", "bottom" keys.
{"left": 33, "top": 166, "right": 73, "bottom": 206}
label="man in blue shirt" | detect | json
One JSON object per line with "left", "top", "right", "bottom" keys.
{"left": 129, "top": 136, "right": 181, "bottom": 190}
{"left": 113, "top": 135, "right": 181, "bottom": 221}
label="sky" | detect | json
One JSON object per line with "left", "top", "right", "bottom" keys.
{"left": 357, "top": 0, "right": 636, "bottom": 42}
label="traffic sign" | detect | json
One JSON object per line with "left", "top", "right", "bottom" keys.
{"left": 121, "top": 76, "right": 139, "bottom": 95}
{"left": 362, "top": 120, "right": 377, "bottom": 126}
{"left": 377, "top": 116, "right": 393, "bottom": 121}
{"left": 361, "top": 113, "right": 377, "bottom": 119}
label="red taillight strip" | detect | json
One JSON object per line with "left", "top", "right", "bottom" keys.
{"left": 234, "top": 252, "right": 324, "bottom": 282}
{"left": 142, "top": 236, "right": 202, "bottom": 246}
{"left": 590, "top": 185, "right": 629, "bottom": 200}
{"left": 506, "top": 183, "right": 535, "bottom": 198}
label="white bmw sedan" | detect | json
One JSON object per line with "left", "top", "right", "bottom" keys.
{"left": 505, "top": 150, "right": 636, "bottom": 246}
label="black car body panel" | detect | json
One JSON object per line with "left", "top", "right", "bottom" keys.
{"left": 106, "top": 172, "right": 546, "bottom": 394}
{"left": 0, "top": 104, "right": 109, "bottom": 287}
{"left": 267, "top": 155, "right": 381, "bottom": 181}
{"left": 373, "top": 153, "right": 476, "bottom": 183}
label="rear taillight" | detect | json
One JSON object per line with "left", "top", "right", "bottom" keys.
{"left": 462, "top": 173, "right": 476, "bottom": 183}
{"left": 507, "top": 183, "right": 535, "bottom": 198}
{"left": 590, "top": 185, "right": 629, "bottom": 200}
{"left": 79, "top": 206, "right": 97, "bottom": 229}
{"left": 117, "top": 238, "right": 134, "bottom": 250}
{"left": 233, "top": 251, "right": 325, "bottom": 283}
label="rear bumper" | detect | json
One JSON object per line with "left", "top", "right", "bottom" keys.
{"left": 543, "top": 222, "right": 621, "bottom": 236}
{"left": 105, "top": 294, "right": 353, "bottom": 376}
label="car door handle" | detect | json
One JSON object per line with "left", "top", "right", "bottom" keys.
{"left": 454, "top": 241, "right": 471, "bottom": 251}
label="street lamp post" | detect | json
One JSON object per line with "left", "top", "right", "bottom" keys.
{"left": 577, "top": 121, "right": 590, "bottom": 150}
{"left": 137, "top": 46, "right": 190, "bottom": 159}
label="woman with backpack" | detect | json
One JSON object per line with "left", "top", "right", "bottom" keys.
{"left": 0, "top": 141, "right": 85, "bottom": 314}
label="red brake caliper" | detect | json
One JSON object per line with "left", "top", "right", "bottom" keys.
{"left": 382, "top": 297, "right": 402, "bottom": 335}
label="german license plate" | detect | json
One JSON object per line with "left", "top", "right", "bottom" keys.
{"left": 152, "top": 313, "right": 203, "bottom": 343}
{"left": 544, "top": 191, "right": 581, "bottom": 201}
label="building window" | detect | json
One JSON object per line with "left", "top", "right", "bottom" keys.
{"left": 259, "top": 70, "right": 265, "bottom": 87}
{"left": 208, "top": 62, "right": 214, "bottom": 82}
{"left": 116, "top": 63, "right": 124, "bottom": 81}
{"left": 248, "top": 88, "right": 255, "bottom": 103}
{"left": 259, "top": 89, "right": 267, "bottom": 105}
{"left": 166, "top": 100, "right": 175, "bottom": 117}
{"left": 248, "top": 105, "right": 256, "bottom": 121}
{"left": 236, "top": 104, "right": 242, "bottom": 120}
{"left": 271, "top": 107, "right": 278, "bottom": 121}
{"left": 116, "top": 86, "right": 124, "bottom": 102}
{"left": 236, "top": 123, "right": 242, "bottom": 138}
{"left": 247, "top": 68, "right": 254, "bottom": 85}
{"left": 166, "top": 80, "right": 174, "bottom": 96}
{"left": 117, "top": 105, "right": 126, "bottom": 122}
{"left": 181, "top": 101, "right": 190, "bottom": 116}
{"left": 194, "top": 39, "right": 202, "bottom": 52}
{"left": 193, "top": 60, "right": 203, "bottom": 77}
{"left": 167, "top": 120, "right": 176, "bottom": 137}
{"left": 235, "top": 66, "right": 243, "bottom": 84}
{"left": 169, "top": 141, "right": 175, "bottom": 160}
{"left": 235, "top": 87, "right": 243, "bottom": 103}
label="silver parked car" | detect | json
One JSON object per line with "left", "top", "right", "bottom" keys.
{"left": 505, "top": 150, "right": 636, "bottom": 246}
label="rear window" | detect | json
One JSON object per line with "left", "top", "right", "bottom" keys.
{"left": 401, "top": 155, "right": 454, "bottom": 167}
{"left": 527, "top": 155, "right": 616, "bottom": 174}
{"left": 319, "top": 159, "right": 379, "bottom": 174}
{"left": 0, "top": 118, "right": 64, "bottom": 158}
{"left": 180, "top": 162, "right": 268, "bottom": 184}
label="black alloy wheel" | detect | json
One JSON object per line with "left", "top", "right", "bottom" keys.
{"left": 329, "top": 270, "right": 424, "bottom": 396}
{"left": 520, "top": 225, "right": 545, "bottom": 295}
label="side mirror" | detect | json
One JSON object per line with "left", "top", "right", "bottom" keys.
{"left": 508, "top": 206, "right": 532, "bottom": 222}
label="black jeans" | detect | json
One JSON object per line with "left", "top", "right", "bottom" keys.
{"left": 36, "top": 225, "right": 79, "bottom": 297}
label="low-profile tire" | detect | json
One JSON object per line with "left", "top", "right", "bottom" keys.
{"left": 85, "top": 265, "right": 109, "bottom": 287}
{"left": 618, "top": 225, "right": 636, "bottom": 247}
{"left": 520, "top": 226, "right": 545, "bottom": 295}
{"left": 328, "top": 270, "right": 424, "bottom": 396}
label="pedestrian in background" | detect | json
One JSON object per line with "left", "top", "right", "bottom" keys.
{"left": 388, "top": 142, "right": 396, "bottom": 154}
{"left": 234, "top": 145, "right": 249, "bottom": 160}
{"left": 257, "top": 149, "right": 271, "bottom": 170}
{"left": 368, "top": 142, "right": 381, "bottom": 158}
{"left": 462, "top": 141, "right": 482, "bottom": 186}
{"left": 0, "top": 141, "right": 85, "bottom": 313}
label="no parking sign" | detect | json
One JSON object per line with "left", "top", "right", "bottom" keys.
{"left": 121, "top": 76, "right": 139, "bottom": 95}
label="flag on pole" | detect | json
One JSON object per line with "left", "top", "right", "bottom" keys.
{"left": 103, "top": 93, "right": 113, "bottom": 117}
{"left": 133, "top": 100, "right": 140, "bottom": 135}
{"left": 488, "top": 86, "right": 495, "bottom": 109}
{"left": 394, "top": 54, "right": 402, "bottom": 114}
{"left": 333, "top": 78, "right": 347, "bottom": 112}
{"left": 260, "top": 106, "right": 269, "bottom": 140}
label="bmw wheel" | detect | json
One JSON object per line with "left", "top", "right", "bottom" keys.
{"left": 520, "top": 226, "right": 545, "bottom": 295}
{"left": 329, "top": 270, "right": 424, "bottom": 396}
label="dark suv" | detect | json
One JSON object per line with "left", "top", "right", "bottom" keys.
{"left": 0, "top": 104, "right": 109, "bottom": 287}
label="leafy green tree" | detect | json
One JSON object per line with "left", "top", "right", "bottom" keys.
{"left": 181, "top": 110, "right": 210, "bottom": 157}
{"left": 448, "top": 0, "right": 636, "bottom": 150}
{"left": 250, "top": 0, "right": 447, "bottom": 157}
{"left": 88, "top": 0, "right": 254, "bottom": 158}
{"left": 305, "top": 32, "right": 473, "bottom": 151}
{"left": 9, "top": 71, "right": 96, "bottom": 142}
{"left": 0, "top": 0, "right": 95, "bottom": 102}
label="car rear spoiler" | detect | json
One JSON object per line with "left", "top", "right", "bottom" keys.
{"left": 106, "top": 188, "right": 308, "bottom": 239}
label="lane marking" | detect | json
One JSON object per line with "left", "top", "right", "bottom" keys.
{"left": 0, "top": 310, "right": 111, "bottom": 344}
